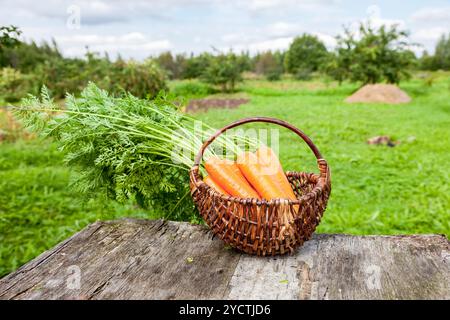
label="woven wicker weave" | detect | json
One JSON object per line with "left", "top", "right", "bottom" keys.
{"left": 189, "top": 117, "right": 331, "bottom": 255}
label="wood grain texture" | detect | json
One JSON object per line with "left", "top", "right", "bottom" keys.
{"left": 0, "top": 219, "right": 448, "bottom": 300}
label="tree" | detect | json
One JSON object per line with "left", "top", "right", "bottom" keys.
{"left": 202, "top": 52, "right": 242, "bottom": 92}
{"left": 327, "top": 22, "right": 415, "bottom": 84}
{"left": 418, "top": 50, "right": 435, "bottom": 71}
{"left": 236, "top": 51, "right": 252, "bottom": 72}
{"left": 284, "top": 34, "right": 328, "bottom": 74}
{"left": 0, "top": 25, "right": 22, "bottom": 66}
{"left": 182, "top": 53, "right": 212, "bottom": 79}
{"left": 433, "top": 33, "right": 450, "bottom": 70}
{"left": 154, "top": 51, "right": 186, "bottom": 79}
{"left": 254, "top": 51, "right": 283, "bottom": 80}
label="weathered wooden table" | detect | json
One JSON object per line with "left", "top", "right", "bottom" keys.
{"left": 0, "top": 219, "right": 449, "bottom": 300}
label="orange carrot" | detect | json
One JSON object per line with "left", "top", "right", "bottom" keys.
{"left": 203, "top": 175, "right": 229, "bottom": 195}
{"left": 205, "top": 156, "right": 260, "bottom": 199}
{"left": 255, "top": 146, "right": 297, "bottom": 201}
{"left": 237, "top": 151, "right": 286, "bottom": 201}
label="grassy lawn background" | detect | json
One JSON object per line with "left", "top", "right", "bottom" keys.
{"left": 1, "top": 74, "right": 449, "bottom": 277}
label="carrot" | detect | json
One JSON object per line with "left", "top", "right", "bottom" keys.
{"left": 255, "top": 146, "right": 297, "bottom": 201}
{"left": 236, "top": 151, "right": 286, "bottom": 201}
{"left": 205, "top": 156, "right": 260, "bottom": 199}
{"left": 203, "top": 175, "right": 229, "bottom": 195}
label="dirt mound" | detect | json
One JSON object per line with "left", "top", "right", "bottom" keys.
{"left": 185, "top": 98, "right": 249, "bottom": 113}
{"left": 345, "top": 84, "right": 411, "bottom": 104}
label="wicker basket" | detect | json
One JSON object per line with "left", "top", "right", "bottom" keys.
{"left": 189, "top": 117, "right": 331, "bottom": 255}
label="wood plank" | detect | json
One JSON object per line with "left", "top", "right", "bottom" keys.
{"left": 228, "top": 234, "right": 450, "bottom": 299}
{"left": 0, "top": 219, "right": 241, "bottom": 300}
{"left": 0, "top": 219, "right": 448, "bottom": 300}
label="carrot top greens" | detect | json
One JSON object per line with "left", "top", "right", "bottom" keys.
{"left": 13, "top": 83, "right": 259, "bottom": 219}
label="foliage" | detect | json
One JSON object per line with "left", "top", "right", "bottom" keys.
{"left": 326, "top": 23, "right": 415, "bottom": 84}
{"left": 419, "top": 34, "right": 450, "bottom": 71}
{"left": 201, "top": 52, "right": 243, "bottom": 92}
{"left": 0, "top": 25, "right": 22, "bottom": 69}
{"left": 154, "top": 51, "right": 187, "bottom": 79}
{"left": 5, "top": 48, "right": 168, "bottom": 100}
{"left": 15, "top": 84, "right": 196, "bottom": 219}
{"left": 0, "top": 25, "right": 21, "bottom": 53}
{"left": 182, "top": 53, "right": 212, "bottom": 79}
{"left": 13, "top": 83, "right": 256, "bottom": 219}
{"left": 2, "top": 39, "right": 63, "bottom": 72}
{"left": 236, "top": 51, "right": 253, "bottom": 73}
{"left": 294, "top": 68, "right": 313, "bottom": 81}
{"left": 284, "top": 34, "right": 328, "bottom": 74}
{"left": 0, "top": 67, "right": 36, "bottom": 102}
{"left": 170, "top": 80, "right": 215, "bottom": 98}
{"left": 254, "top": 51, "right": 284, "bottom": 81}
{"left": 108, "top": 59, "right": 168, "bottom": 98}
{"left": 433, "top": 34, "right": 450, "bottom": 70}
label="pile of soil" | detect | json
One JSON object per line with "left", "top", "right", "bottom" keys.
{"left": 367, "top": 135, "right": 398, "bottom": 147}
{"left": 185, "top": 98, "right": 249, "bottom": 113}
{"left": 345, "top": 84, "right": 411, "bottom": 104}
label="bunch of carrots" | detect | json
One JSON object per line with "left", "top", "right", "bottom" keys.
{"left": 203, "top": 146, "right": 297, "bottom": 201}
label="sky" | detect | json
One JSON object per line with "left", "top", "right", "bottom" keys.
{"left": 1, "top": 0, "right": 449, "bottom": 60}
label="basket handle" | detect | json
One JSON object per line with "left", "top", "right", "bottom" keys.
{"left": 193, "top": 116, "right": 324, "bottom": 167}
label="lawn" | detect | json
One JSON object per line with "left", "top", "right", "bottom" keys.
{"left": 1, "top": 74, "right": 449, "bottom": 277}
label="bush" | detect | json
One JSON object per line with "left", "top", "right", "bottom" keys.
{"left": 202, "top": 52, "right": 243, "bottom": 92}
{"left": 108, "top": 59, "right": 167, "bottom": 98}
{"left": 294, "top": 68, "right": 313, "bottom": 81}
{"left": 253, "top": 51, "right": 284, "bottom": 81}
{"left": 171, "top": 80, "right": 214, "bottom": 98}
{"left": 35, "top": 58, "right": 89, "bottom": 99}
{"left": 266, "top": 70, "right": 282, "bottom": 81}
{"left": 154, "top": 51, "right": 187, "bottom": 80}
{"left": 0, "top": 67, "right": 36, "bottom": 102}
{"left": 182, "top": 53, "right": 212, "bottom": 79}
{"left": 34, "top": 54, "right": 167, "bottom": 99}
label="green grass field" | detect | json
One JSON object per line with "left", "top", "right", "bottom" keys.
{"left": 1, "top": 74, "right": 449, "bottom": 277}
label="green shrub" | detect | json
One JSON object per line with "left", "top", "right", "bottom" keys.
{"left": 35, "top": 58, "right": 89, "bottom": 99}
{"left": 0, "top": 67, "right": 36, "bottom": 102}
{"left": 294, "top": 68, "right": 313, "bottom": 81}
{"left": 35, "top": 55, "right": 167, "bottom": 99}
{"left": 171, "top": 80, "right": 214, "bottom": 98}
{"left": 154, "top": 51, "right": 187, "bottom": 80}
{"left": 266, "top": 70, "right": 282, "bottom": 81}
{"left": 182, "top": 53, "right": 212, "bottom": 79}
{"left": 108, "top": 59, "right": 167, "bottom": 98}
{"left": 202, "top": 52, "right": 243, "bottom": 92}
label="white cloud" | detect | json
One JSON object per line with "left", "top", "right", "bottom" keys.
{"left": 248, "top": 37, "right": 294, "bottom": 51}
{"left": 239, "top": 0, "right": 338, "bottom": 11}
{"left": 339, "top": 5, "right": 406, "bottom": 41}
{"left": 0, "top": 0, "right": 448, "bottom": 59}
{"left": 313, "top": 32, "right": 337, "bottom": 49}
{"left": 221, "top": 33, "right": 250, "bottom": 43}
{"left": 266, "top": 22, "right": 302, "bottom": 37}
{"left": 365, "top": 5, "right": 406, "bottom": 29}
{"left": 55, "top": 32, "right": 172, "bottom": 57}
{"left": 411, "top": 7, "right": 450, "bottom": 23}
{"left": 413, "top": 27, "right": 448, "bottom": 41}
